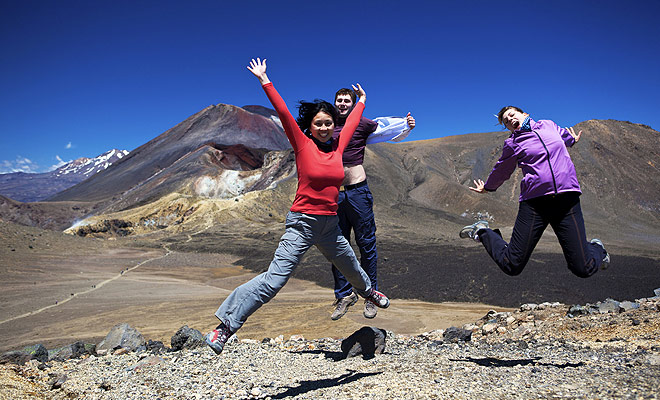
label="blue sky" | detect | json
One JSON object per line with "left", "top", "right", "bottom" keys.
{"left": 2, "top": 0, "right": 659, "bottom": 173}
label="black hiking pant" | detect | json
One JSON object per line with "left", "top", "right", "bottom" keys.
{"left": 477, "top": 192, "right": 606, "bottom": 278}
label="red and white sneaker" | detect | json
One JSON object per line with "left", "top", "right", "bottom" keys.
{"left": 205, "top": 322, "right": 233, "bottom": 355}
{"left": 365, "top": 288, "right": 390, "bottom": 309}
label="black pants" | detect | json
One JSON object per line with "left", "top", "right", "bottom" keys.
{"left": 478, "top": 192, "right": 606, "bottom": 278}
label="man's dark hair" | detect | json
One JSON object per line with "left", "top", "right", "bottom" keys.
{"left": 334, "top": 88, "right": 357, "bottom": 104}
{"left": 296, "top": 100, "right": 338, "bottom": 132}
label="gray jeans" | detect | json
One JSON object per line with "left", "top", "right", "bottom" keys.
{"left": 215, "top": 211, "right": 371, "bottom": 331}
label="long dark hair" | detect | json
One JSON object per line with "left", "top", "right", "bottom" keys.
{"left": 296, "top": 100, "right": 338, "bottom": 133}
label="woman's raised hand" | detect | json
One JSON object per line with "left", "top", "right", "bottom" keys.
{"left": 247, "top": 58, "right": 270, "bottom": 85}
{"left": 352, "top": 83, "right": 366, "bottom": 104}
{"left": 469, "top": 179, "right": 486, "bottom": 193}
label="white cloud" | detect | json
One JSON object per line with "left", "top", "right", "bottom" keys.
{"left": 0, "top": 156, "right": 40, "bottom": 174}
{"left": 48, "top": 155, "right": 70, "bottom": 171}
{"left": 65, "top": 142, "right": 73, "bottom": 149}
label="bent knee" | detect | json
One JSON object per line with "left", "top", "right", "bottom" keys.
{"left": 501, "top": 257, "right": 526, "bottom": 276}
{"left": 567, "top": 258, "right": 598, "bottom": 278}
{"left": 503, "top": 267, "right": 525, "bottom": 277}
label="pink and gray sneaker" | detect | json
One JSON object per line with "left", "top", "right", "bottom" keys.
{"left": 364, "top": 288, "right": 390, "bottom": 309}
{"left": 205, "top": 322, "right": 233, "bottom": 355}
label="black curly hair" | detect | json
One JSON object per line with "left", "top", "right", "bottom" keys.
{"left": 296, "top": 100, "right": 338, "bottom": 133}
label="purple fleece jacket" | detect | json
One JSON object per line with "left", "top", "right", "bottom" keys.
{"left": 484, "top": 118, "right": 581, "bottom": 202}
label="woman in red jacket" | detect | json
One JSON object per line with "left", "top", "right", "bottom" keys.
{"left": 206, "top": 58, "right": 390, "bottom": 354}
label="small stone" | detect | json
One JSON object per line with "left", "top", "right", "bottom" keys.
{"left": 619, "top": 301, "right": 640, "bottom": 312}
{"left": 597, "top": 299, "right": 620, "bottom": 314}
{"left": 647, "top": 354, "right": 660, "bottom": 366}
{"left": 130, "top": 355, "right": 165, "bottom": 371}
{"left": 482, "top": 323, "right": 498, "bottom": 334}
{"left": 568, "top": 305, "right": 590, "bottom": 317}
{"left": 48, "top": 373, "right": 67, "bottom": 390}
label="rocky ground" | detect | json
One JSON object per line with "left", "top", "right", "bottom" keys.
{"left": 2, "top": 292, "right": 659, "bottom": 400}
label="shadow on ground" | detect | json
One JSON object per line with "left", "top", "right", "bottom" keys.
{"left": 450, "top": 357, "right": 584, "bottom": 369}
{"left": 271, "top": 370, "right": 383, "bottom": 399}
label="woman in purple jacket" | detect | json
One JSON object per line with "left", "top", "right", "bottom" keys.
{"left": 460, "top": 106, "right": 609, "bottom": 278}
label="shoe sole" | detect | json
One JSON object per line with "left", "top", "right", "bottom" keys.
{"left": 205, "top": 332, "right": 224, "bottom": 355}
{"left": 363, "top": 307, "right": 378, "bottom": 319}
{"left": 331, "top": 294, "right": 358, "bottom": 320}
{"left": 206, "top": 339, "right": 223, "bottom": 354}
{"left": 459, "top": 226, "right": 473, "bottom": 239}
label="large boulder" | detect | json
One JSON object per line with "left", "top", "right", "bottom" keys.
{"left": 341, "top": 327, "right": 387, "bottom": 359}
{"left": 23, "top": 344, "right": 48, "bottom": 363}
{"left": 443, "top": 327, "right": 473, "bottom": 343}
{"left": 171, "top": 325, "right": 205, "bottom": 351}
{"left": 0, "top": 351, "right": 32, "bottom": 365}
{"left": 49, "top": 341, "right": 96, "bottom": 361}
{"left": 97, "top": 323, "right": 145, "bottom": 352}
{"left": 0, "top": 344, "right": 49, "bottom": 365}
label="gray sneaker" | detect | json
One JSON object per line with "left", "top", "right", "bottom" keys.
{"left": 331, "top": 292, "right": 358, "bottom": 320}
{"left": 590, "top": 239, "right": 610, "bottom": 270}
{"left": 363, "top": 299, "right": 378, "bottom": 319}
{"left": 460, "top": 220, "right": 489, "bottom": 242}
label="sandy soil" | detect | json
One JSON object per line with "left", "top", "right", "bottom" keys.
{"left": 0, "top": 242, "right": 508, "bottom": 353}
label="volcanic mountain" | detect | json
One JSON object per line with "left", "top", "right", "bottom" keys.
{"left": 0, "top": 149, "right": 129, "bottom": 202}
{"left": 48, "top": 104, "right": 290, "bottom": 207}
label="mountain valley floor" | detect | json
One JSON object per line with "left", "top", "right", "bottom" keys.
{"left": 1, "top": 219, "right": 659, "bottom": 354}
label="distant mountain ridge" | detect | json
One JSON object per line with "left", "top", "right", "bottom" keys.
{"left": 0, "top": 149, "right": 129, "bottom": 202}
{"left": 53, "top": 149, "right": 129, "bottom": 178}
{"left": 1, "top": 96, "right": 658, "bottom": 256}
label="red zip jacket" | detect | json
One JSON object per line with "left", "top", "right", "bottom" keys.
{"left": 262, "top": 83, "right": 364, "bottom": 215}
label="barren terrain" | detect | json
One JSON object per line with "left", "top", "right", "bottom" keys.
{"left": 3, "top": 213, "right": 659, "bottom": 356}
{"left": 0, "top": 221, "right": 510, "bottom": 353}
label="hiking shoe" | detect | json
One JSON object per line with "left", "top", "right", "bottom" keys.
{"left": 459, "top": 220, "right": 489, "bottom": 242}
{"left": 331, "top": 292, "right": 358, "bottom": 320}
{"left": 363, "top": 299, "right": 378, "bottom": 319}
{"left": 205, "top": 322, "right": 233, "bottom": 355}
{"left": 590, "top": 239, "right": 610, "bottom": 270}
{"left": 365, "top": 288, "right": 390, "bottom": 309}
